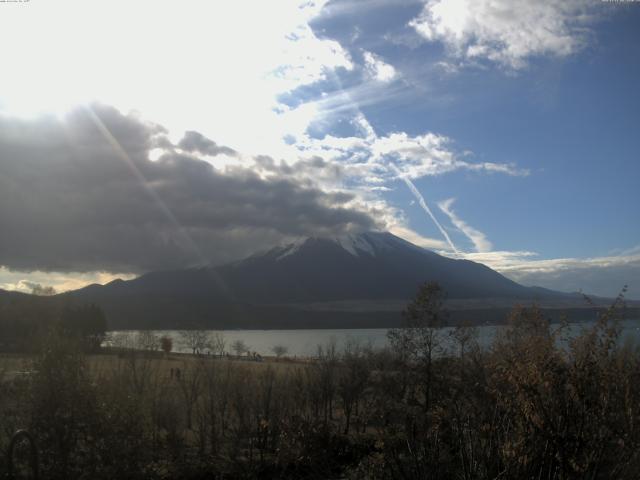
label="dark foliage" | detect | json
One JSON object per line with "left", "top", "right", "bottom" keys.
{"left": 0, "top": 295, "right": 106, "bottom": 353}
{"left": 0, "top": 285, "right": 638, "bottom": 479}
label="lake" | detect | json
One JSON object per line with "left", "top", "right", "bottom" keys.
{"left": 109, "top": 318, "right": 640, "bottom": 357}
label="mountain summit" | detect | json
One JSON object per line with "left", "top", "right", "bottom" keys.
{"left": 217, "top": 231, "right": 535, "bottom": 303}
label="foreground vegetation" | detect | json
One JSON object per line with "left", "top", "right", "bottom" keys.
{"left": 0, "top": 284, "right": 639, "bottom": 479}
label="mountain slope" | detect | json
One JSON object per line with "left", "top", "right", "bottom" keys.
{"left": 65, "top": 231, "right": 587, "bottom": 329}
{"left": 216, "top": 232, "right": 541, "bottom": 302}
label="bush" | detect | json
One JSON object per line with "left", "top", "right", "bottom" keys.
{"left": 1, "top": 286, "right": 638, "bottom": 479}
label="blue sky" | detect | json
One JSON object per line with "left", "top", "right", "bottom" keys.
{"left": 307, "top": 0, "right": 640, "bottom": 258}
{"left": 0, "top": 0, "right": 639, "bottom": 298}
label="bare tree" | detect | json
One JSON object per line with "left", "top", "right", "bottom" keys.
{"left": 176, "top": 360, "right": 203, "bottom": 430}
{"left": 450, "top": 320, "right": 478, "bottom": 361}
{"left": 338, "top": 339, "right": 371, "bottom": 434}
{"left": 180, "top": 330, "right": 210, "bottom": 355}
{"left": 209, "top": 332, "right": 226, "bottom": 357}
{"left": 271, "top": 344, "right": 288, "bottom": 360}
{"left": 314, "top": 339, "right": 339, "bottom": 426}
{"left": 136, "top": 331, "right": 159, "bottom": 352}
{"left": 387, "top": 281, "right": 447, "bottom": 413}
{"left": 231, "top": 339, "right": 248, "bottom": 357}
{"left": 116, "top": 334, "right": 162, "bottom": 395}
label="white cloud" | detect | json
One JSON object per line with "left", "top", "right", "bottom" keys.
{"left": 294, "top": 119, "right": 528, "bottom": 185}
{"left": 462, "top": 250, "right": 640, "bottom": 299}
{"left": 470, "top": 251, "right": 640, "bottom": 277}
{"left": 438, "top": 197, "right": 492, "bottom": 252}
{"left": 363, "top": 51, "right": 397, "bottom": 82}
{"left": 410, "top": 0, "right": 598, "bottom": 70}
{"left": 373, "top": 131, "right": 529, "bottom": 179}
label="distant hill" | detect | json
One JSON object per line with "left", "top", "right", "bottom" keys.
{"left": 58, "top": 231, "right": 630, "bottom": 329}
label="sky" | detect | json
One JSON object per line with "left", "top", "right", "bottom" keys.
{"left": 0, "top": 0, "right": 639, "bottom": 299}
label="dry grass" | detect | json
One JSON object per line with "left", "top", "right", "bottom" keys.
{"left": 0, "top": 353, "right": 34, "bottom": 379}
{"left": 1, "top": 350, "right": 308, "bottom": 383}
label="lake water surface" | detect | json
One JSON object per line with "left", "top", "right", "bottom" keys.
{"left": 110, "top": 318, "right": 640, "bottom": 357}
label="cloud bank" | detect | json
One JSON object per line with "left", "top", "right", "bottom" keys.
{"left": 465, "top": 250, "right": 640, "bottom": 300}
{"left": 0, "top": 105, "right": 379, "bottom": 273}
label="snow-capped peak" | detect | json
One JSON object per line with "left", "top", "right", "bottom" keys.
{"left": 332, "top": 233, "right": 376, "bottom": 257}
{"left": 275, "top": 238, "right": 307, "bottom": 261}
{"left": 272, "top": 231, "right": 404, "bottom": 262}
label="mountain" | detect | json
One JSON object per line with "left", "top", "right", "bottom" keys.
{"left": 216, "top": 231, "right": 550, "bottom": 302}
{"left": 63, "top": 231, "right": 609, "bottom": 329}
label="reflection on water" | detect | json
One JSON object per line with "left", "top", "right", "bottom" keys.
{"left": 108, "top": 318, "right": 640, "bottom": 358}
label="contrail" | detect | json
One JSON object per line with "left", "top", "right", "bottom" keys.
{"left": 390, "top": 163, "right": 459, "bottom": 255}
{"left": 305, "top": 68, "right": 460, "bottom": 255}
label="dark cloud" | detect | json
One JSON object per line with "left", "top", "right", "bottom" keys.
{"left": 0, "top": 104, "right": 378, "bottom": 273}
{"left": 253, "top": 155, "right": 345, "bottom": 188}
{"left": 178, "top": 131, "right": 237, "bottom": 157}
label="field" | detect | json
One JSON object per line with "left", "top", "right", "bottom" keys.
{"left": 1, "top": 350, "right": 303, "bottom": 380}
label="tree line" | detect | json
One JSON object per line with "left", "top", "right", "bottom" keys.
{"left": 0, "top": 283, "right": 639, "bottom": 479}
{"left": 0, "top": 294, "right": 106, "bottom": 352}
